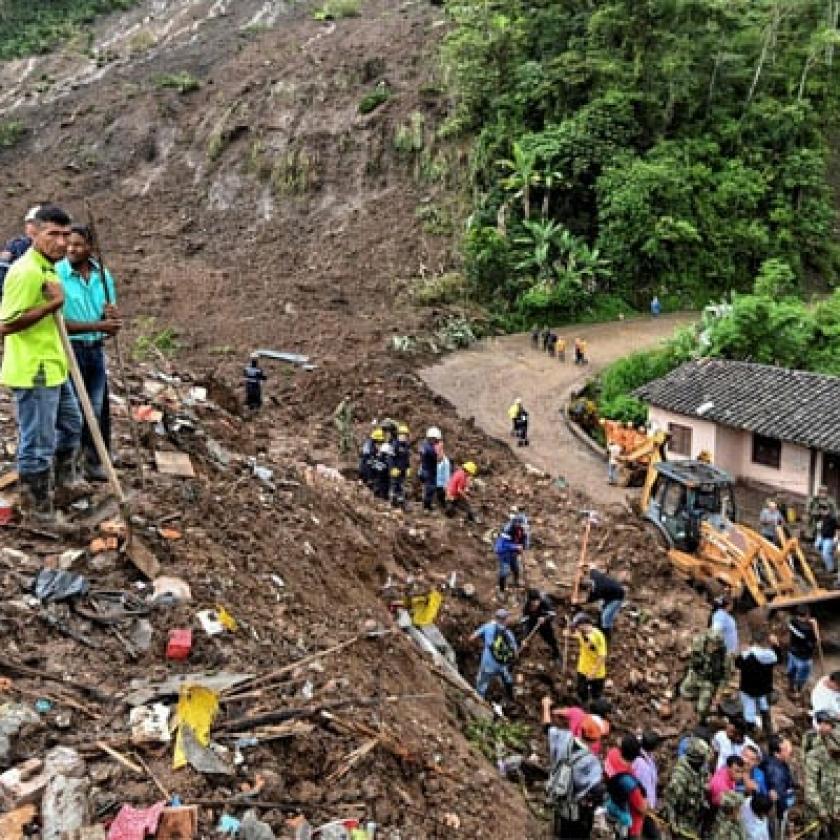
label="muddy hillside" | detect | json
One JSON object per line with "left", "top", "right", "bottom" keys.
{"left": 0, "top": 1, "right": 806, "bottom": 838}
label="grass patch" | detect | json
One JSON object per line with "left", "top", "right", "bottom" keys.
{"left": 313, "top": 0, "right": 360, "bottom": 21}
{"left": 411, "top": 272, "right": 467, "bottom": 305}
{"left": 466, "top": 719, "right": 530, "bottom": 761}
{"left": 0, "top": 0, "right": 140, "bottom": 60}
{"left": 132, "top": 317, "right": 179, "bottom": 360}
{"left": 415, "top": 203, "right": 453, "bottom": 236}
{"left": 271, "top": 148, "right": 316, "bottom": 195}
{"left": 358, "top": 82, "right": 391, "bottom": 115}
{"left": 0, "top": 121, "right": 26, "bottom": 149}
{"left": 153, "top": 71, "right": 200, "bottom": 94}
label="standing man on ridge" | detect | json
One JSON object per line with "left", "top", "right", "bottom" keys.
{"left": 0, "top": 205, "right": 82, "bottom": 522}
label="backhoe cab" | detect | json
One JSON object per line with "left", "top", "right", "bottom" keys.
{"left": 642, "top": 459, "right": 840, "bottom": 610}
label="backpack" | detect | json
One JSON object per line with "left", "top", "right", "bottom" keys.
{"left": 605, "top": 772, "right": 639, "bottom": 837}
{"left": 489, "top": 625, "right": 516, "bottom": 666}
{"left": 545, "top": 733, "right": 603, "bottom": 819}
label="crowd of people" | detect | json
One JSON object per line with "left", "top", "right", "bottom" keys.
{"left": 0, "top": 204, "right": 122, "bottom": 523}
{"left": 531, "top": 326, "right": 589, "bottom": 365}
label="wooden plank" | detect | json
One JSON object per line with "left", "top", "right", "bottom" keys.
{"left": 0, "top": 471, "right": 18, "bottom": 490}
{"left": 154, "top": 451, "right": 195, "bottom": 478}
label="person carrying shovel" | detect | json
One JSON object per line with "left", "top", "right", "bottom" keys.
{"left": 519, "top": 588, "right": 561, "bottom": 666}
{"left": 0, "top": 205, "right": 83, "bottom": 523}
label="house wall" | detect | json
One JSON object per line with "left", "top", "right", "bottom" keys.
{"left": 647, "top": 407, "right": 813, "bottom": 495}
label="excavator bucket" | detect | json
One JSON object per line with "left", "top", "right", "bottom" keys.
{"left": 669, "top": 519, "right": 840, "bottom": 610}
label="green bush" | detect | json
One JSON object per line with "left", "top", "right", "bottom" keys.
{"left": 313, "top": 0, "right": 360, "bottom": 21}
{"left": 0, "top": 0, "right": 139, "bottom": 59}
{"left": 154, "top": 71, "right": 200, "bottom": 94}
{"left": 0, "top": 121, "right": 26, "bottom": 149}
{"left": 358, "top": 82, "right": 391, "bottom": 114}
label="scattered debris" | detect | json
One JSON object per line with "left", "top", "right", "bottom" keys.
{"left": 166, "top": 628, "right": 193, "bottom": 660}
{"left": 130, "top": 703, "right": 172, "bottom": 744}
{"left": 33, "top": 568, "right": 89, "bottom": 602}
{"left": 106, "top": 801, "right": 165, "bottom": 840}
{"left": 172, "top": 685, "right": 219, "bottom": 770}
{"left": 154, "top": 451, "right": 196, "bottom": 478}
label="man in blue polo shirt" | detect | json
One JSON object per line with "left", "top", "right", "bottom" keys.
{"left": 57, "top": 225, "right": 121, "bottom": 481}
{"left": 0, "top": 205, "right": 41, "bottom": 299}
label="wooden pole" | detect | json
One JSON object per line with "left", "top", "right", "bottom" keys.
{"left": 563, "top": 514, "right": 594, "bottom": 681}
{"left": 55, "top": 313, "right": 127, "bottom": 511}
{"left": 83, "top": 201, "right": 145, "bottom": 487}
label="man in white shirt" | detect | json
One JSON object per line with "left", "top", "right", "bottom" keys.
{"left": 712, "top": 718, "right": 759, "bottom": 770}
{"left": 811, "top": 670, "right": 840, "bottom": 724}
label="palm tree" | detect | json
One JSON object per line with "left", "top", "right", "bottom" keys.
{"left": 497, "top": 142, "right": 541, "bottom": 219}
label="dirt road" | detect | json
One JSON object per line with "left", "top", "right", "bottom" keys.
{"left": 421, "top": 313, "right": 696, "bottom": 506}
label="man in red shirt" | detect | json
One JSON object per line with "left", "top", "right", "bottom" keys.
{"left": 707, "top": 754, "right": 746, "bottom": 807}
{"left": 604, "top": 734, "right": 649, "bottom": 837}
{"left": 445, "top": 461, "right": 477, "bottom": 522}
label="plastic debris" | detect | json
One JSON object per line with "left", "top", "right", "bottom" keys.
{"left": 151, "top": 576, "right": 192, "bottom": 604}
{"left": 58, "top": 549, "right": 86, "bottom": 570}
{"left": 34, "top": 698, "right": 53, "bottom": 714}
{"left": 157, "top": 805, "right": 198, "bottom": 839}
{"left": 196, "top": 610, "right": 224, "bottom": 637}
{"left": 33, "top": 568, "right": 89, "bottom": 602}
{"left": 166, "top": 628, "right": 193, "bottom": 660}
{"left": 217, "top": 605, "right": 237, "bottom": 632}
{"left": 240, "top": 810, "right": 276, "bottom": 840}
{"left": 124, "top": 672, "right": 254, "bottom": 707}
{"left": 172, "top": 686, "right": 219, "bottom": 770}
{"left": 106, "top": 801, "right": 165, "bottom": 840}
{"left": 129, "top": 704, "right": 171, "bottom": 744}
{"left": 217, "top": 814, "right": 241, "bottom": 834}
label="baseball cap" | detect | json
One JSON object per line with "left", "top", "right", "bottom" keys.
{"left": 494, "top": 609, "right": 510, "bottom": 621}
{"left": 815, "top": 709, "right": 838, "bottom": 725}
{"left": 24, "top": 205, "right": 40, "bottom": 222}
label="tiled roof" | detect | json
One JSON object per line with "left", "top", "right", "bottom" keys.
{"left": 634, "top": 360, "right": 840, "bottom": 454}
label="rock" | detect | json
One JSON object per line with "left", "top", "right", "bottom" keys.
{"left": 0, "top": 758, "right": 47, "bottom": 808}
{"left": 41, "top": 748, "right": 89, "bottom": 840}
{"left": 0, "top": 703, "right": 41, "bottom": 765}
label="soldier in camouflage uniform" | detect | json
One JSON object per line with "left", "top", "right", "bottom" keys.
{"left": 804, "top": 726, "right": 840, "bottom": 837}
{"left": 679, "top": 628, "right": 731, "bottom": 722}
{"left": 804, "top": 484, "right": 839, "bottom": 541}
{"left": 333, "top": 396, "right": 355, "bottom": 456}
{"left": 708, "top": 791, "right": 745, "bottom": 840}
{"left": 662, "top": 737, "right": 710, "bottom": 839}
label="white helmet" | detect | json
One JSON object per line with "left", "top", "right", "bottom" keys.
{"left": 426, "top": 426, "right": 442, "bottom": 440}
{"left": 379, "top": 442, "right": 395, "bottom": 457}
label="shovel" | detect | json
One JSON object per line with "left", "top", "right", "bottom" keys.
{"left": 56, "top": 313, "right": 159, "bottom": 578}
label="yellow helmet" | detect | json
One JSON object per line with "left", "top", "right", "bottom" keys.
{"left": 398, "top": 424, "right": 410, "bottom": 435}
{"left": 463, "top": 461, "right": 478, "bottom": 476}
{"left": 371, "top": 428, "right": 385, "bottom": 442}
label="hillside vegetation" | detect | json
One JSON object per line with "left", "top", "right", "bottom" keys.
{"left": 443, "top": 0, "right": 840, "bottom": 324}
{"left": 0, "top": 0, "right": 137, "bottom": 59}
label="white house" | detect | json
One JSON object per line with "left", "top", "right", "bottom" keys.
{"left": 634, "top": 360, "right": 840, "bottom": 499}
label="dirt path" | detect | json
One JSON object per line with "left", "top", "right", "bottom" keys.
{"left": 421, "top": 313, "right": 696, "bottom": 507}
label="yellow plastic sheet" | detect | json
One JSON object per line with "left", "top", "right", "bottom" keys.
{"left": 172, "top": 685, "right": 219, "bottom": 769}
{"left": 216, "top": 605, "right": 237, "bottom": 632}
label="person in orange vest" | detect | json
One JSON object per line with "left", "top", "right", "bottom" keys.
{"left": 574, "top": 338, "right": 588, "bottom": 365}
{"left": 556, "top": 336, "right": 566, "bottom": 362}
{"left": 445, "top": 461, "right": 477, "bottom": 522}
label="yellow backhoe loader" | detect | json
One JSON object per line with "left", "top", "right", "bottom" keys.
{"left": 639, "top": 442, "right": 840, "bottom": 610}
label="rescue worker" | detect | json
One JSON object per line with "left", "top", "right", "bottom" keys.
{"left": 359, "top": 426, "right": 385, "bottom": 487}
{"left": 570, "top": 612, "right": 607, "bottom": 703}
{"left": 370, "top": 439, "right": 392, "bottom": 500}
{"left": 574, "top": 338, "right": 587, "bottom": 365}
{"left": 494, "top": 521, "right": 524, "bottom": 595}
{"left": 508, "top": 397, "right": 529, "bottom": 446}
{"left": 333, "top": 395, "right": 355, "bottom": 456}
{"left": 556, "top": 336, "right": 566, "bottom": 362}
{"left": 547, "top": 330, "right": 557, "bottom": 358}
{"left": 0, "top": 204, "right": 40, "bottom": 298}
{"left": 662, "top": 737, "right": 712, "bottom": 838}
{"left": 804, "top": 710, "right": 837, "bottom": 760}
{"left": 445, "top": 461, "right": 477, "bottom": 522}
{"left": 804, "top": 726, "right": 840, "bottom": 836}
{"left": 403, "top": 580, "right": 456, "bottom": 667}
{"left": 709, "top": 791, "right": 746, "bottom": 840}
{"left": 419, "top": 426, "right": 442, "bottom": 511}
{"left": 389, "top": 423, "right": 411, "bottom": 508}
{"left": 468, "top": 608, "right": 517, "bottom": 701}
{"left": 531, "top": 325, "right": 540, "bottom": 348}
{"left": 680, "top": 627, "right": 731, "bottom": 723}
{"left": 578, "top": 568, "right": 625, "bottom": 641}
{"left": 541, "top": 326, "right": 550, "bottom": 351}
{"left": 805, "top": 484, "right": 838, "bottom": 542}
{"left": 243, "top": 354, "right": 266, "bottom": 411}
{"left": 520, "top": 588, "right": 561, "bottom": 664}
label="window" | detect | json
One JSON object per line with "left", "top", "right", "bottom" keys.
{"left": 668, "top": 422, "right": 693, "bottom": 456}
{"left": 752, "top": 434, "right": 781, "bottom": 469}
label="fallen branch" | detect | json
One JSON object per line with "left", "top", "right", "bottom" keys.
{"left": 133, "top": 752, "right": 170, "bottom": 801}
{"left": 96, "top": 742, "right": 144, "bottom": 775}
{"left": 325, "top": 737, "right": 379, "bottom": 785}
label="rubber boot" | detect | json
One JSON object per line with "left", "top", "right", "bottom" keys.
{"left": 54, "top": 448, "right": 91, "bottom": 506}
{"left": 19, "top": 470, "right": 56, "bottom": 525}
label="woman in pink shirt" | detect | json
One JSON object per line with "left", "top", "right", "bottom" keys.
{"left": 708, "top": 754, "right": 746, "bottom": 807}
